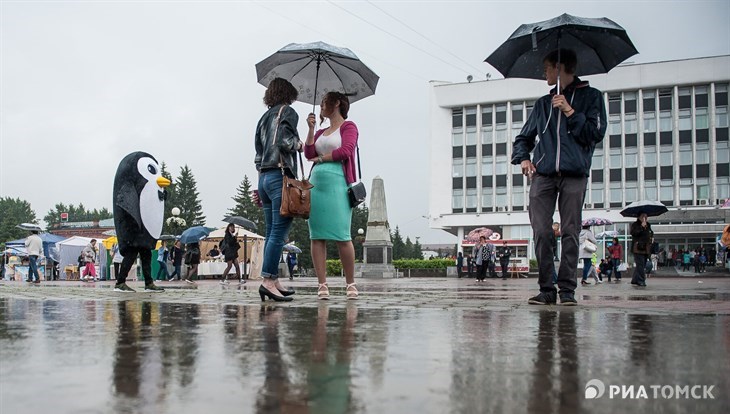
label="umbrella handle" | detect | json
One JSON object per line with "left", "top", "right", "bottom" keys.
{"left": 312, "top": 58, "right": 321, "bottom": 113}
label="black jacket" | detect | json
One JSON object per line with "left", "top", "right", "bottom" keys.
{"left": 255, "top": 105, "right": 301, "bottom": 178}
{"left": 630, "top": 221, "right": 653, "bottom": 255}
{"left": 512, "top": 78, "right": 607, "bottom": 177}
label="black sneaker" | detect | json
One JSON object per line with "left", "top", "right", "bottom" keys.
{"left": 144, "top": 283, "right": 165, "bottom": 292}
{"left": 559, "top": 292, "right": 578, "bottom": 306}
{"left": 528, "top": 292, "right": 556, "bottom": 305}
{"left": 114, "top": 283, "right": 136, "bottom": 292}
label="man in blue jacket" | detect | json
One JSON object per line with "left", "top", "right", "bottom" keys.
{"left": 512, "top": 49, "right": 607, "bottom": 306}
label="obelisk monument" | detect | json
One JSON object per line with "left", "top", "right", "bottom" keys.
{"left": 358, "top": 176, "right": 396, "bottom": 278}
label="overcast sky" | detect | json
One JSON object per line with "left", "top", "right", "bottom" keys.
{"left": 1, "top": 0, "right": 729, "bottom": 243}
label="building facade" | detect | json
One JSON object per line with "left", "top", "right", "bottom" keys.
{"left": 429, "top": 55, "right": 730, "bottom": 260}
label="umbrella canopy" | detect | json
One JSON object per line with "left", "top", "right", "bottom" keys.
{"left": 222, "top": 216, "right": 257, "bottom": 232}
{"left": 179, "top": 226, "right": 215, "bottom": 244}
{"left": 256, "top": 41, "right": 379, "bottom": 108}
{"left": 595, "top": 230, "right": 619, "bottom": 240}
{"left": 582, "top": 217, "right": 613, "bottom": 226}
{"left": 16, "top": 223, "right": 42, "bottom": 232}
{"left": 159, "top": 235, "right": 176, "bottom": 241}
{"left": 283, "top": 243, "right": 302, "bottom": 254}
{"left": 466, "top": 227, "right": 493, "bottom": 242}
{"left": 485, "top": 13, "right": 638, "bottom": 80}
{"left": 620, "top": 200, "right": 669, "bottom": 218}
{"left": 721, "top": 198, "right": 730, "bottom": 208}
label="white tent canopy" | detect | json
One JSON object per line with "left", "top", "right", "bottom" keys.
{"left": 207, "top": 225, "right": 263, "bottom": 240}
{"left": 56, "top": 236, "right": 108, "bottom": 278}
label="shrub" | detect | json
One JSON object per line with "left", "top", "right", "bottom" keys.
{"left": 392, "top": 258, "right": 454, "bottom": 269}
{"left": 326, "top": 259, "right": 342, "bottom": 276}
{"left": 529, "top": 259, "right": 538, "bottom": 270}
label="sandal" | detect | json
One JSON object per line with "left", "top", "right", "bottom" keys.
{"left": 318, "top": 283, "right": 330, "bottom": 300}
{"left": 346, "top": 283, "right": 359, "bottom": 300}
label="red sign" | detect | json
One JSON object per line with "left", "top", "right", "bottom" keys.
{"left": 60, "top": 212, "right": 69, "bottom": 222}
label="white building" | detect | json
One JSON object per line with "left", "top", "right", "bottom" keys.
{"left": 428, "top": 55, "right": 730, "bottom": 260}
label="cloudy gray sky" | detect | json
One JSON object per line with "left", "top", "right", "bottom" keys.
{"left": 1, "top": 0, "right": 729, "bottom": 243}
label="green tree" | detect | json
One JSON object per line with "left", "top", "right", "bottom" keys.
{"left": 391, "top": 226, "right": 405, "bottom": 260}
{"left": 287, "top": 218, "right": 311, "bottom": 270}
{"left": 350, "top": 204, "right": 368, "bottom": 261}
{"left": 0, "top": 197, "right": 37, "bottom": 245}
{"left": 44, "top": 203, "right": 112, "bottom": 229}
{"left": 160, "top": 161, "right": 178, "bottom": 234}
{"left": 227, "top": 175, "right": 264, "bottom": 232}
{"left": 404, "top": 237, "right": 415, "bottom": 259}
{"left": 174, "top": 165, "right": 206, "bottom": 227}
{"left": 413, "top": 238, "right": 423, "bottom": 259}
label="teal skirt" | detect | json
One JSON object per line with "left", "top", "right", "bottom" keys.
{"left": 308, "top": 162, "right": 352, "bottom": 241}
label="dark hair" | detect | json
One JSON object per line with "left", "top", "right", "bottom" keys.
{"left": 544, "top": 48, "right": 577, "bottom": 74}
{"left": 582, "top": 224, "right": 590, "bottom": 230}
{"left": 226, "top": 223, "right": 235, "bottom": 232}
{"left": 320, "top": 91, "right": 350, "bottom": 124}
{"left": 263, "top": 78, "right": 298, "bottom": 108}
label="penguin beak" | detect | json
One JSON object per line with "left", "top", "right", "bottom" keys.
{"left": 157, "top": 177, "right": 171, "bottom": 188}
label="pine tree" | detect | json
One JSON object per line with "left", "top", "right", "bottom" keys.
{"left": 227, "top": 175, "right": 264, "bottom": 232}
{"left": 413, "top": 238, "right": 423, "bottom": 259}
{"left": 350, "top": 204, "right": 369, "bottom": 261}
{"left": 391, "top": 226, "right": 405, "bottom": 260}
{"left": 174, "top": 165, "right": 206, "bottom": 227}
{"left": 404, "top": 237, "right": 415, "bottom": 259}
{"left": 44, "top": 203, "right": 112, "bottom": 228}
{"left": 160, "top": 162, "right": 179, "bottom": 234}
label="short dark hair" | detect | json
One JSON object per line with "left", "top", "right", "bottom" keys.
{"left": 263, "top": 78, "right": 298, "bottom": 107}
{"left": 544, "top": 48, "right": 577, "bottom": 74}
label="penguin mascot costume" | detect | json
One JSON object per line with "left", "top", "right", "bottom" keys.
{"left": 112, "top": 151, "right": 171, "bottom": 292}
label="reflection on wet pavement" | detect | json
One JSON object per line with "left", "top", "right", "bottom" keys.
{"left": 1, "top": 296, "right": 728, "bottom": 413}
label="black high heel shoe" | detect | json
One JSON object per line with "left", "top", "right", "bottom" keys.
{"left": 278, "top": 287, "right": 295, "bottom": 296}
{"left": 259, "top": 285, "right": 293, "bottom": 302}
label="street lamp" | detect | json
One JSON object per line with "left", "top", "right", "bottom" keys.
{"left": 166, "top": 207, "right": 186, "bottom": 236}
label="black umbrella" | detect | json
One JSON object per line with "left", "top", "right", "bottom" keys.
{"left": 485, "top": 13, "right": 638, "bottom": 82}
{"left": 222, "top": 216, "right": 257, "bottom": 232}
{"left": 620, "top": 200, "right": 669, "bottom": 218}
{"left": 256, "top": 41, "right": 379, "bottom": 111}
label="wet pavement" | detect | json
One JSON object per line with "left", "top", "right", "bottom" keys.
{"left": 1, "top": 277, "right": 728, "bottom": 413}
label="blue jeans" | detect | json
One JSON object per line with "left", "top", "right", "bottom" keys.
{"left": 28, "top": 255, "right": 39, "bottom": 281}
{"left": 581, "top": 258, "right": 592, "bottom": 281}
{"left": 259, "top": 171, "right": 293, "bottom": 280}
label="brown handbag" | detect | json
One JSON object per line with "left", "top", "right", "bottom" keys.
{"left": 270, "top": 106, "right": 313, "bottom": 219}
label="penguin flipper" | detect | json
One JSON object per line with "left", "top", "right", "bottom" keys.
{"left": 117, "top": 182, "right": 143, "bottom": 230}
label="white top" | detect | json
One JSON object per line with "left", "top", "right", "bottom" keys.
{"left": 24, "top": 234, "right": 43, "bottom": 256}
{"left": 315, "top": 126, "right": 342, "bottom": 156}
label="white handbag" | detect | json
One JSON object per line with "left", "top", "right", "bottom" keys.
{"left": 582, "top": 240, "right": 598, "bottom": 253}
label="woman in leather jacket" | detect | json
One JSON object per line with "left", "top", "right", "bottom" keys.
{"left": 630, "top": 213, "right": 653, "bottom": 287}
{"left": 254, "top": 78, "right": 302, "bottom": 302}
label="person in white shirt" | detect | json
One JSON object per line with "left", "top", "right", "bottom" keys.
{"left": 24, "top": 230, "right": 43, "bottom": 283}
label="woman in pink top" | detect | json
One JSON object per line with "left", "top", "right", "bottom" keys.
{"left": 304, "top": 92, "right": 359, "bottom": 300}
{"left": 607, "top": 237, "right": 623, "bottom": 282}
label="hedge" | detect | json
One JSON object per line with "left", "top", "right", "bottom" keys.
{"left": 392, "top": 259, "right": 454, "bottom": 269}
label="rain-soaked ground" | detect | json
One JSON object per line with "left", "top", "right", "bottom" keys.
{"left": 1, "top": 276, "right": 729, "bottom": 413}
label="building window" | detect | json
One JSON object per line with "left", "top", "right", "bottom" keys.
{"left": 644, "top": 132, "right": 656, "bottom": 146}
{"left": 695, "top": 85, "right": 708, "bottom": 108}
{"left": 512, "top": 190, "right": 524, "bottom": 211}
{"left": 452, "top": 189, "right": 464, "bottom": 210}
{"left": 679, "top": 184, "right": 693, "bottom": 205}
{"left": 643, "top": 112, "right": 656, "bottom": 133}
{"left": 452, "top": 146, "right": 463, "bottom": 158}
{"left": 644, "top": 152, "right": 657, "bottom": 167}
{"left": 609, "top": 152, "right": 622, "bottom": 169}
{"left": 591, "top": 169, "right": 604, "bottom": 182}
{"left": 482, "top": 105, "right": 493, "bottom": 129}
{"left": 466, "top": 188, "right": 477, "bottom": 209}
{"left": 482, "top": 157, "right": 494, "bottom": 175}
{"left": 625, "top": 186, "right": 638, "bottom": 203}
{"left": 659, "top": 149, "right": 672, "bottom": 166}
{"left": 643, "top": 90, "right": 656, "bottom": 112}
{"left": 591, "top": 187, "right": 604, "bottom": 204}
{"left": 495, "top": 126, "right": 508, "bottom": 143}
{"left": 609, "top": 115, "right": 621, "bottom": 135}
{"left": 495, "top": 105, "right": 507, "bottom": 124}
{"left": 609, "top": 93, "right": 621, "bottom": 114}
{"left": 625, "top": 152, "right": 638, "bottom": 168}
{"left": 625, "top": 133, "right": 638, "bottom": 147}
{"left": 452, "top": 158, "right": 463, "bottom": 177}
{"left": 660, "top": 185, "right": 673, "bottom": 205}
{"left": 495, "top": 155, "right": 508, "bottom": 175}
{"left": 452, "top": 108, "right": 463, "bottom": 128}
{"left": 678, "top": 87, "right": 692, "bottom": 109}
{"left": 592, "top": 154, "right": 604, "bottom": 169}
{"left": 624, "top": 92, "right": 637, "bottom": 113}
{"left": 495, "top": 143, "right": 507, "bottom": 156}
{"left": 644, "top": 182, "right": 657, "bottom": 200}
{"left": 609, "top": 185, "right": 622, "bottom": 205}
{"left": 625, "top": 168, "right": 638, "bottom": 182}
{"left": 452, "top": 130, "right": 463, "bottom": 146}
{"left": 695, "top": 107, "right": 709, "bottom": 130}
{"left": 659, "top": 110, "right": 672, "bottom": 132}
{"left": 466, "top": 107, "right": 477, "bottom": 145}
{"left": 495, "top": 187, "right": 508, "bottom": 208}
{"left": 679, "top": 147, "right": 693, "bottom": 165}
{"left": 659, "top": 88, "right": 672, "bottom": 111}
{"left": 645, "top": 167, "right": 657, "bottom": 180}
{"left": 465, "top": 157, "right": 477, "bottom": 177}
{"left": 512, "top": 103, "right": 523, "bottom": 126}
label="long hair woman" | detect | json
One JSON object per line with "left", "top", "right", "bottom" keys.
{"left": 220, "top": 223, "right": 241, "bottom": 284}
{"left": 254, "top": 77, "right": 302, "bottom": 302}
{"left": 304, "top": 92, "right": 359, "bottom": 300}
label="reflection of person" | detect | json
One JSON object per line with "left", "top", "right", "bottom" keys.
{"left": 579, "top": 225, "right": 597, "bottom": 285}
{"left": 254, "top": 77, "right": 301, "bottom": 302}
{"left": 168, "top": 241, "right": 183, "bottom": 281}
{"left": 607, "top": 238, "right": 623, "bottom": 282}
{"left": 305, "top": 92, "right": 360, "bottom": 300}
{"left": 498, "top": 241, "right": 512, "bottom": 280}
{"left": 220, "top": 223, "right": 241, "bottom": 284}
{"left": 513, "top": 48, "right": 607, "bottom": 306}
{"left": 81, "top": 239, "right": 98, "bottom": 282}
{"left": 183, "top": 242, "right": 200, "bottom": 284}
{"left": 630, "top": 213, "right": 653, "bottom": 287}
{"left": 24, "top": 230, "right": 43, "bottom": 283}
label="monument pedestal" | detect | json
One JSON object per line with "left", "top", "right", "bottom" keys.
{"left": 356, "top": 176, "right": 398, "bottom": 278}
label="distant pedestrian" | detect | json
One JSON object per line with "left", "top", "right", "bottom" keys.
{"left": 466, "top": 254, "right": 474, "bottom": 277}
{"left": 24, "top": 230, "right": 43, "bottom": 283}
{"left": 607, "top": 238, "right": 623, "bottom": 282}
{"left": 579, "top": 225, "right": 597, "bottom": 286}
{"left": 168, "top": 240, "right": 183, "bottom": 281}
{"left": 112, "top": 243, "right": 124, "bottom": 280}
{"left": 219, "top": 223, "right": 241, "bottom": 284}
{"left": 183, "top": 242, "right": 200, "bottom": 284}
{"left": 472, "top": 236, "right": 490, "bottom": 282}
{"left": 630, "top": 213, "right": 653, "bottom": 287}
{"left": 498, "top": 241, "right": 512, "bottom": 280}
{"left": 683, "top": 251, "right": 691, "bottom": 271}
{"left": 456, "top": 252, "right": 464, "bottom": 278}
{"left": 81, "top": 239, "right": 98, "bottom": 282}
{"left": 156, "top": 243, "right": 169, "bottom": 281}
{"left": 287, "top": 252, "right": 297, "bottom": 280}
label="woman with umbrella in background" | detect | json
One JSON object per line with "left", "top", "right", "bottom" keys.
{"left": 219, "top": 223, "right": 241, "bottom": 285}
{"left": 254, "top": 78, "right": 301, "bottom": 302}
{"left": 630, "top": 213, "right": 653, "bottom": 287}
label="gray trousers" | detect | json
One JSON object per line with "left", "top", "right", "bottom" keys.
{"left": 529, "top": 174, "right": 588, "bottom": 294}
